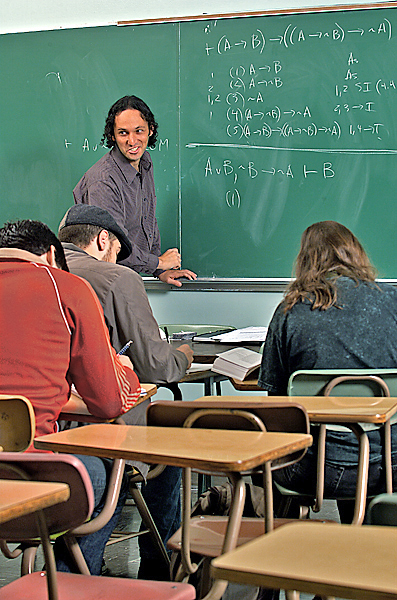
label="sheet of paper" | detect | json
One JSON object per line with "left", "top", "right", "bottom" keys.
{"left": 212, "top": 326, "right": 268, "bottom": 343}
{"left": 186, "top": 363, "right": 214, "bottom": 374}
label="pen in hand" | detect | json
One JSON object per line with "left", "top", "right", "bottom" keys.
{"left": 117, "top": 340, "right": 133, "bottom": 355}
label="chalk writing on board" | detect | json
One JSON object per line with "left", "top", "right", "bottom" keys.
{"left": 207, "top": 58, "right": 394, "bottom": 141}
{"left": 225, "top": 121, "right": 387, "bottom": 141}
{"left": 185, "top": 12, "right": 397, "bottom": 212}
{"left": 335, "top": 80, "right": 397, "bottom": 96}
{"left": 205, "top": 19, "right": 392, "bottom": 55}
{"left": 63, "top": 138, "right": 170, "bottom": 153}
{"left": 45, "top": 71, "right": 62, "bottom": 84}
{"left": 204, "top": 157, "right": 335, "bottom": 180}
{"left": 187, "top": 142, "right": 397, "bottom": 155}
{"left": 202, "top": 156, "right": 337, "bottom": 209}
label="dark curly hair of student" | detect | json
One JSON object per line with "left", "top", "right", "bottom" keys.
{"left": 283, "top": 221, "right": 377, "bottom": 312}
{"left": 101, "top": 95, "right": 158, "bottom": 149}
{"left": 0, "top": 219, "right": 69, "bottom": 271}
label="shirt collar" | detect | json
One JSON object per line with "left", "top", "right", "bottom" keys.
{"left": 0, "top": 248, "right": 49, "bottom": 264}
{"left": 110, "top": 145, "right": 152, "bottom": 185}
{"left": 62, "top": 242, "right": 99, "bottom": 261}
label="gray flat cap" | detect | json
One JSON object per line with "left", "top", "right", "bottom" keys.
{"left": 59, "top": 205, "right": 132, "bottom": 262}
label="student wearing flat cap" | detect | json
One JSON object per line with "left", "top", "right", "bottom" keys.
{"left": 59, "top": 204, "right": 193, "bottom": 580}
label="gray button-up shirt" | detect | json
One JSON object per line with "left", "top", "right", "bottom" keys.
{"left": 73, "top": 146, "right": 161, "bottom": 275}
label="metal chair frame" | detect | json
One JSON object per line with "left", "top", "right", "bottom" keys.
{"left": 284, "top": 369, "right": 397, "bottom": 524}
{"left": 0, "top": 453, "right": 196, "bottom": 600}
{"left": 147, "top": 399, "right": 311, "bottom": 600}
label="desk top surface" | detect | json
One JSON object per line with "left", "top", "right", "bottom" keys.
{"left": 196, "top": 395, "right": 397, "bottom": 424}
{"left": 0, "top": 479, "right": 70, "bottom": 524}
{"left": 211, "top": 521, "right": 397, "bottom": 600}
{"left": 34, "top": 424, "right": 311, "bottom": 472}
{"left": 60, "top": 383, "right": 157, "bottom": 420}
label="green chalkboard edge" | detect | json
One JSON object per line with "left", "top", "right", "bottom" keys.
{"left": 118, "top": 1, "right": 397, "bottom": 27}
{"left": 143, "top": 278, "right": 397, "bottom": 293}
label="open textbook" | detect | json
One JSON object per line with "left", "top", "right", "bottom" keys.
{"left": 211, "top": 347, "right": 262, "bottom": 380}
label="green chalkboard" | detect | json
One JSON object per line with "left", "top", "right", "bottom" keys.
{"left": 0, "top": 24, "right": 180, "bottom": 249}
{"left": 1, "top": 6, "right": 397, "bottom": 279}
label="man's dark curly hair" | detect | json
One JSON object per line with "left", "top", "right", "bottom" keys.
{"left": 101, "top": 95, "right": 158, "bottom": 149}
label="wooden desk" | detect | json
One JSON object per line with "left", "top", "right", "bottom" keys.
{"left": 0, "top": 479, "right": 70, "bottom": 524}
{"left": 281, "top": 395, "right": 397, "bottom": 513}
{"left": 197, "top": 395, "right": 397, "bottom": 524}
{"left": 229, "top": 377, "right": 261, "bottom": 391}
{"left": 34, "top": 425, "right": 310, "bottom": 472}
{"left": 172, "top": 340, "right": 260, "bottom": 364}
{"left": 274, "top": 395, "right": 397, "bottom": 425}
{"left": 59, "top": 383, "right": 157, "bottom": 423}
{"left": 35, "top": 424, "right": 311, "bottom": 600}
{"left": 211, "top": 521, "right": 397, "bottom": 600}
{"left": 201, "top": 395, "right": 397, "bottom": 424}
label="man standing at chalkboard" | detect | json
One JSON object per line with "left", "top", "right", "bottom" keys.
{"left": 73, "top": 95, "right": 196, "bottom": 287}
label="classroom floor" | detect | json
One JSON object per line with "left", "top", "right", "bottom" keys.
{"left": 0, "top": 476, "right": 349, "bottom": 600}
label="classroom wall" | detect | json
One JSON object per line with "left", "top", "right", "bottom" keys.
{"left": 0, "top": 0, "right": 381, "bottom": 33}
{"left": 1, "top": 0, "right": 384, "bottom": 354}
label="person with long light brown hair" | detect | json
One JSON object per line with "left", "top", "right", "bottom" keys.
{"left": 259, "top": 220, "right": 397, "bottom": 521}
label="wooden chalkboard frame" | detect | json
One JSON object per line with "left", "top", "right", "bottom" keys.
{"left": 143, "top": 276, "right": 397, "bottom": 292}
{"left": 118, "top": 2, "right": 397, "bottom": 26}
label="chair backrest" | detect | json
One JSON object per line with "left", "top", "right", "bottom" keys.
{"left": 0, "top": 395, "right": 35, "bottom": 452}
{"left": 147, "top": 400, "right": 310, "bottom": 470}
{"left": 0, "top": 453, "right": 94, "bottom": 541}
{"left": 287, "top": 369, "right": 397, "bottom": 397}
{"left": 367, "top": 493, "right": 397, "bottom": 526}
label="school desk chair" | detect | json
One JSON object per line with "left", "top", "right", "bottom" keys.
{"left": 146, "top": 399, "right": 312, "bottom": 600}
{"left": 110, "top": 463, "right": 171, "bottom": 571}
{"left": 58, "top": 406, "right": 171, "bottom": 575}
{"left": 0, "top": 453, "right": 196, "bottom": 600}
{"left": 159, "top": 324, "right": 236, "bottom": 495}
{"left": 0, "top": 394, "right": 36, "bottom": 453}
{"left": 1, "top": 453, "right": 128, "bottom": 576}
{"left": 367, "top": 492, "right": 397, "bottom": 526}
{"left": 0, "top": 392, "right": 165, "bottom": 577}
{"left": 0, "top": 394, "right": 36, "bottom": 562}
{"left": 279, "top": 368, "right": 397, "bottom": 523}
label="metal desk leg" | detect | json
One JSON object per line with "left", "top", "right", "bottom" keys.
{"left": 348, "top": 423, "right": 370, "bottom": 526}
